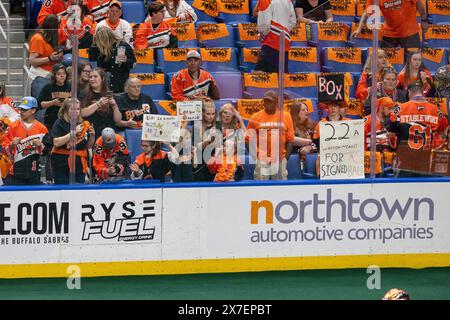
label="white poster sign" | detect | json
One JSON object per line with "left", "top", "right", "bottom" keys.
{"left": 319, "top": 119, "right": 364, "bottom": 179}
{"left": 177, "top": 101, "right": 202, "bottom": 121}
{"left": 0, "top": 104, "right": 20, "bottom": 122}
{"left": 142, "top": 114, "right": 181, "bottom": 142}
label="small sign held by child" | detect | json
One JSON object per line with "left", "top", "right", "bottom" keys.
{"left": 176, "top": 101, "right": 203, "bottom": 121}
{"left": 142, "top": 114, "right": 181, "bottom": 143}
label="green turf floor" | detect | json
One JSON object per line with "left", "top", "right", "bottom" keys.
{"left": 0, "top": 267, "right": 449, "bottom": 300}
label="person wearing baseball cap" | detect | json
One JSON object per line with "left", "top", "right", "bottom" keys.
{"left": 364, "top": 97, "right": 397, "bottom": 153}
{"left": 95, "top": 0, "right": 133, "bottom": 44}
{"left": 1, "top": 96, "right": 50, "bottom": 185}
{"left": 92, "top": 127, "right": 130, "bottom": 181}
{"left": 171, "top": 50, "right": 220, "bottom": 101}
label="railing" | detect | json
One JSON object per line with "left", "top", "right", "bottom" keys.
{"left": 0, "top": 0, "right": 10, "bottom": 82}
{"left": 23, "top": 42, "right": 31, "bottom": 96}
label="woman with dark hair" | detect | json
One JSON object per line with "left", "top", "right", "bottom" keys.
{"left": 0, "top": 82, "right": 13, "bottom": 107}
{"left": 37, "top": 64, "right": 71, "bottom": 132}
{"left": 58, "top": 0, "right": 96, "bottom": 51}
{"left": 77, "top": 61, "right": 93, "bottom": 95}
{"left": 398, "top": 50, "right": 434, "bottom": 97}
{"left": 88, "top": 27, "right": 135, "bottom": 93}
{"left": 80, "top": 68, "right": 123, "bottom": 140}
{"left": 29, "top": 14, "right": 63, "bottom": 99}
{"left": 51, "top": 98, "right": 95, "bottom": 184}
{"left": 289, "top": 101, "right": 316, "bottom": 157}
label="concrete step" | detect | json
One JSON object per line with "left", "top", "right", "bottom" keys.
{"left": 0, "top": 1, "right": 10, "bottom": 13}
{"left": 0, "top": 69, "right": 23, "bottom": 82}
{"left": 8, "top": 30, "right": 25, "bottom": 43}
{"left": 0, "top": 57, "right": 24, "bottom": 69}
{"left": 0, "top": 16, "right": 25, "bottom": 28}
{"left": 0, "top": 44, "right": 23, "bottom": 57}
{"left": 5, "top": 84, "right": 24, "bottom": 97}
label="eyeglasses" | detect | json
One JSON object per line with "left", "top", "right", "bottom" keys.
{"left": 18, "top": 108, "right": 32, "bottom": 112}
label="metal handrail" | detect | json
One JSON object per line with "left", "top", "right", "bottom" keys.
{"left": 23, "top": 42, "right": 31, "bottom": 96}
{"left": 0, "top": 0, "right": 10, "bottom": 82}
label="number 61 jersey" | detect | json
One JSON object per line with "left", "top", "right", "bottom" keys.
{"left": 388, "top": 99, "right": 448, "bottom": 150}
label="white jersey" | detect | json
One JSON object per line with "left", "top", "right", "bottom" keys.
{"left": 163, "top": 0, "right": 198, "bottom": 23}
{"left": 96, "top": 18, "right": 134, "bottom": 46}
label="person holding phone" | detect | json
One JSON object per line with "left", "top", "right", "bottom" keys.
{"left": 89, "top": 26, "right": 136, "bottom": 93}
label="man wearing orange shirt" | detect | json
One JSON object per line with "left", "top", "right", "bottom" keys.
{"left": 134, "top": 1, "right": 178, "bottom": 49}
{"left": 245, "top": 90, "right": 294, "bottom": 180}
{"left": 351, "top": 0, "right": 428, "bottom": 48}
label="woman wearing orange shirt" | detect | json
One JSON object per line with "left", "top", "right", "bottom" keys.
{"left": 356, "top": 49, "right": 389, "bottom": 101}
{"left": 397, "top": 50, "right": 434, "bottom": 97}
{"left": 29, "top": 14, "right": 64, "bottom": 99}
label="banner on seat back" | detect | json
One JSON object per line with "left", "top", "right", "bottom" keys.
{"left": 285, "top": 73, "right": 317, "bottom": 88}
{"left": 238, "top": 23, "right": 259, "bottom": 41}
{"left": 290, "top": 23, "right": 308, "bottom": 42}
{"left": 425, "top": 25, "right": 450, "bottom": 40}
{"left": 237, "top": 99, "right": 264, "bottom": 119}
{"left": 427, "top": 0, "right": 450, "bottom": 15}
{"left": 193, "top": 0, "right": 220, "bottom": 17}
{"left": 243, "top": 48, "right": 260, "bottom": 63}
{"left": 284, "top": 98, "right": 314, "bottom": 113}
{"left": 319, "top": 119, "right": 365, "bottom": 179}
{"left": 220, "top": 0, "right": 249, "bottom": 14}
{"left": 158, "top": 100, "right": 178, "bottom": 116}
{"left": 200, "top": 48, "right": 232, "bottom": 62}
{"left": 420, "top": 48, "right": 445, "bottom": 64}
{"left": 327, "top": 47, "right": 362, "bottom": 65}
{"left": 380, "top": 48, "right": 405, "bottom": 66}
{"left": 163, "top": 48, "right": 196, "bottom": 61}
{"left": 364, "top": 151, "right": 382, "bottom": 174}
{"left": 317, "top": 73, "right": 351, "bottom": 105}
{"left": 197, "top": 23, "right": 229, "bottom": 41}
{"left": 288, "top": 47, "right": 317, "bottom": 63}
{"left": 130, "top": 73, "right": 165, "bottom": 85}
{"left": 244, "top": 73, "right": 278, "bottom": 88}
{"left": 318, "top": 23, "right": 350, "bottom": 41}
{"left": 330, "top": 0, "right": 356, "bottom": 16}
{"left": 170, "top": 22, "right": 197, "bottom": 41}
{"left": 350, "top": 23, "right": 376, "bottom": 40}
{"left": 133, "top": 49, "right": 154, "bottom": 65}
{"left": 347, "top": 98, "right": 365, "bottom": 118}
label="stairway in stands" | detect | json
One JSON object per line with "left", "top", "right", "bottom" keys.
{"left": 0, "top": 0, "right": 26, "bottom": 102}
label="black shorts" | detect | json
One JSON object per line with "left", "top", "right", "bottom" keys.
{"left": 254, "top": 45, "right": 289, "bottom": 73}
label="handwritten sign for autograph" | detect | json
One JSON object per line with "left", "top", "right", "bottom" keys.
{"left": 142, "top": 114, "right": 181, "bottom": 142}
{"left": 319, "top": 120, "right": 364, "bottom": 179}
{"left": 176, "top": 101, "right": 202, "bottom": 121}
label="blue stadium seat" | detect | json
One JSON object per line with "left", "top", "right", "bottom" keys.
{"left": 217, "top": 13, "right": 251, "bottom": 24}
{"left": 212, "top": 71, "right": 243, "bottom": 99}
{"left": 122, "top": 1, "right": 146, "bottom": 23}
{"left": 155, "top": 48, "right": 190, "bottom": 74}
{"left": 26, "top": 0, "right": 42, "bottom": 29}
{"left": 233, "top": 23, "right": 260, "bottom": 48}
{"left": 195, "top": 10, "right": 218, "bottom": 23}
{"left": 420, "top": 48, "right": 449, "bottom": 74}
{"left": 321, "top": 47, "right": 363, "bottom": 74}
{"left": 238, "top": 47, "right": 259, "bottom": 73}
{"left": 288, "top": 47, "right": 321, "bottom": 73}
{"left": 243, "top": 154, "right": 256, "bottom": 180}
{"left": 331, "top": 0, "right": 356, "bottom": 24}
{"left": 197, "top": 23, "right": 235, "bottom": 47}
{"left": 285, "top": 73, "right": 318, "bottom": 99}
{"left": 310, "top": 23, "right": 351, "bottom": 51}
{"left": 201, "top": 48, "right": 239, "bottom": 72}
{"left": 303, "top": 153, "right": 318, "bottom": 179}
{"left": 287, "top": 153, "right": 302, "bottom": 180}
{"left": 125, "top": 129, "right": 143, "bottom": 162}
{"left": 130, "top": 49, "right": 155, "bottom": 74}
{"left": 424, "top": 25, "right": 450, "bottom": 48}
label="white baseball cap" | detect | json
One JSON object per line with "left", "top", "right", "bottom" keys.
{"left": 186, "top": 50, "right": 201, "bottom": 60}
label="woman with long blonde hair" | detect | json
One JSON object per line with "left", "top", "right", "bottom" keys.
{"left": 356, "top": 49, "right": 390, "bottom": 100}
{"left": 88, "top": 27, "right": 136, "bottom": 93}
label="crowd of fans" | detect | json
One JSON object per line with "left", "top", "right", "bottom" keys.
{"left": 0, "top": 0, "right": 449, "bottom": 185}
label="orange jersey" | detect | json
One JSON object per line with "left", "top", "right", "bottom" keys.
{"left": 257, "top": 0, "right": 297, "bottom": 51}
{"left": 29, "top": 33, "right": 57, "bottom": 73}
{"left": 92, "top": 134, "right": 129, "bottom": 179}
{"left": 171, "top": 68, "right": 217, "bottom": 101}
{"left": 37, "top": 0, "right": 73, "bottom": 26}
{"left": 363, "top": 115, "right": 392, "bottom": 150}
{"left": 58, "top": 16, "right": 96, "bottom": 46}
{"left": 389, "top": 99, "right": 448, "bottom": 149}
{"left": 2, "top": 120, "right": 48, "bottom": 179}
{"left": 84, "top": 0, "right": 110, "bottom": 22}
{"left": 134, "top": 20, "right": 175, "bottom": 49}
{"left": 245, "top": 110, "right": 295, "bottom": 162}
{"left": 366, "top": 0, "right": 419, "bottom": 38}
{"left": 0, "top": 97, "right": 13, "bottom": 107}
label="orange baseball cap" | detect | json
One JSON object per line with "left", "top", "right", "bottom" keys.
{"left": 376, "top": 97, "right": 395, "bottom": 113}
